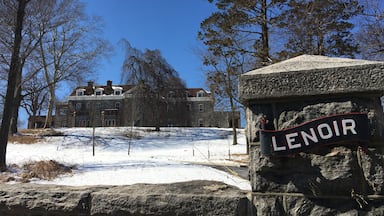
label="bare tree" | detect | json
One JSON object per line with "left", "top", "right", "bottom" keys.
{"left": 0, "top": 0, "right": 29, "bottom": 171}
{"left": 37, "top": 0, "right": 111, "bottom": 128}
{"left": 21, "top": 71, "right": 49, "bottom": 128}
{"left": 0, "top": 0, "right": 47, "bottom": 133}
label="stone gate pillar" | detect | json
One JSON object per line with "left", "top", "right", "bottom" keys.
{"left": 239, "top": 55, "right": 384, "bottom": 215}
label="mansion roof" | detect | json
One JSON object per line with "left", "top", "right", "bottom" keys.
{"left": 69, "top": 80, "right": 211, "bottom": 99}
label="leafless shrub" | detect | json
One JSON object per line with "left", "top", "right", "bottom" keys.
{"left": 21, "top": 160, "right": 75, "bottom": 181}
{"left": 0, "top": 160, "right": 75, "bottom": 183}
{"left": 125, "top": 131, "right": 142, "bottom": 139}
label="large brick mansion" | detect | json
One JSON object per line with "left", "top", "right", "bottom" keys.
{"left": 53, "top": 80, "right": 240, "bottom": 128}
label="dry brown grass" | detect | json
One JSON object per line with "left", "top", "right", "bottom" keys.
{"left": 8, "top": 135, "right": 41, "bottom": 144}
{"left": 9, "top": 129, "right": 63, "bottom": 144}
{"left": 21, "top": 160, "right": 74, "bottom": 181}
{"left": 0, "top": 160, "right": 75, "bottom": 183}
{"left": 19, "top": 128, "right": 63, "bottom": 136}
{"left": 228, "top": 153, "right": 249, "bottom": 164}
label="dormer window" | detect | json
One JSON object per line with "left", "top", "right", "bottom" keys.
{"left": 197, "top": 91, "right": 204, "bottom": 97}
{"left": 113, "top": 86, "right": 123, "bottom": 95}
{"left": 76, "top": 89, "right": 85, "bottom": 96}
{"left": 95, "top": 88, "right": 104, "bottom": 96}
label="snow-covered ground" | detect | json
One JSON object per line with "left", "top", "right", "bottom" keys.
{"left": 7, "top": 127, "right": 251, "bottom": 190}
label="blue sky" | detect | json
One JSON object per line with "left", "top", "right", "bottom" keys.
{"left": 83, "top": 0, "right": 217, "bottom": 88}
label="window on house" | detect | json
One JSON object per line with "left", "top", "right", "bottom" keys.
{"left": 59, "top": 109, "right": 67, "bottom": 116}
{"left": 115, "top": 102, "right": 120, "bottom": 110}
{"left": 168, "top": 91, "right": 174, "bottom": 98}
{"left": 96, "top": 103, "right": 101, "bottom": 109}
{"left": 77, "top": 91, "right": 84, "bottom": 96}
{"left": 105, "top": 119, "right": 116, "bottom": 127}
{"left": 197, "top": 91, "right": 204, "bottom": 97}
{"left": 86, "top": 102, "right": 91, "bottom": 109}
{"left": 95, "top": 90, "right": 102, "bottom": 96}
{"left": 115, "top": 90, "right": 121, "bottom": 95}
{"left": 76, "top": 103, "right": 82, "bottom": 111}
{"left": 198, "top": 104, "right": 204, "bottom": 112}
{"left": 187, "top": 104, "right": 192, "bottom": 111}
{"left": 198, "top": 119, "right": 204, "bottom": 127}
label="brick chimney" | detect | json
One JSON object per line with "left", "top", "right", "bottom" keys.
{"left": 105, "top": 80, "right": 113, "bottom": 95}
{"left": 85, "top": 81, "right": 94, "bottom": 95}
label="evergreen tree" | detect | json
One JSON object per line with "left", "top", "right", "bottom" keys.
{"left": 277, "top": 0, "right": 362, "bottom": 58}
{"left": 356, "top": 0, "right": 384, "bottom": 60}
{"left": 199, "top": 0, "right": 286, "bottom": 145}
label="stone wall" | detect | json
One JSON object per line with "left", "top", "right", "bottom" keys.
{"left": 0, "top": 181, "right": 253, "bottom": 216}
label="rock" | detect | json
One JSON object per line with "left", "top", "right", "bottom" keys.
{"left": 360, "top": 148, "right": 384, "bottom": 194}
{"left": 0, "top": 181, "right": 252, "bottom": 216}
{"left": 90, "top": 181, "right": 251, "bottom": 216}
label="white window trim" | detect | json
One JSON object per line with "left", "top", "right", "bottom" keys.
{"left": 197, "top": 91, "right": 204, "bottom": 97}
{"left": 95, "top": 88, "right": 104, "bottom": 96}
{"left": 76, "top": 89, "right": 85, "bottom": 96}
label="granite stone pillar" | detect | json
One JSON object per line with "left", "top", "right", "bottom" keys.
{"left": 240, "top": 55, "right": 384, "bottom": 215}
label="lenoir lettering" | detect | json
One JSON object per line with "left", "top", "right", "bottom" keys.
{"left": 272, "top": 118, "right": 357, "bottom": 151}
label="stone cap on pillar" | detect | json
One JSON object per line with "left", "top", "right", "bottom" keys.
{"left": 239, "top": 55, "right": 384, "bottom": 103}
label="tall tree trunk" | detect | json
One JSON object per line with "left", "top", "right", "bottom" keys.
{"left": 44, "top": 86, "right": 55, "bottom": 128}
{"left": 229, "top": 96, "right": 237, "bottom": 145}
{"left": 226, "top": 68, "right": 237, "bottom": 145}
{"left": 10, "top": 84, "right": 22, "bottom": 134}
{"left": 261, "top": 0, "right": 270, "bottom": 63}
{"left": 0, "top": 0, "right": 28, "bottom": 171}
{"left": 11, "top": 50, "right": 26, "bottom": 134}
